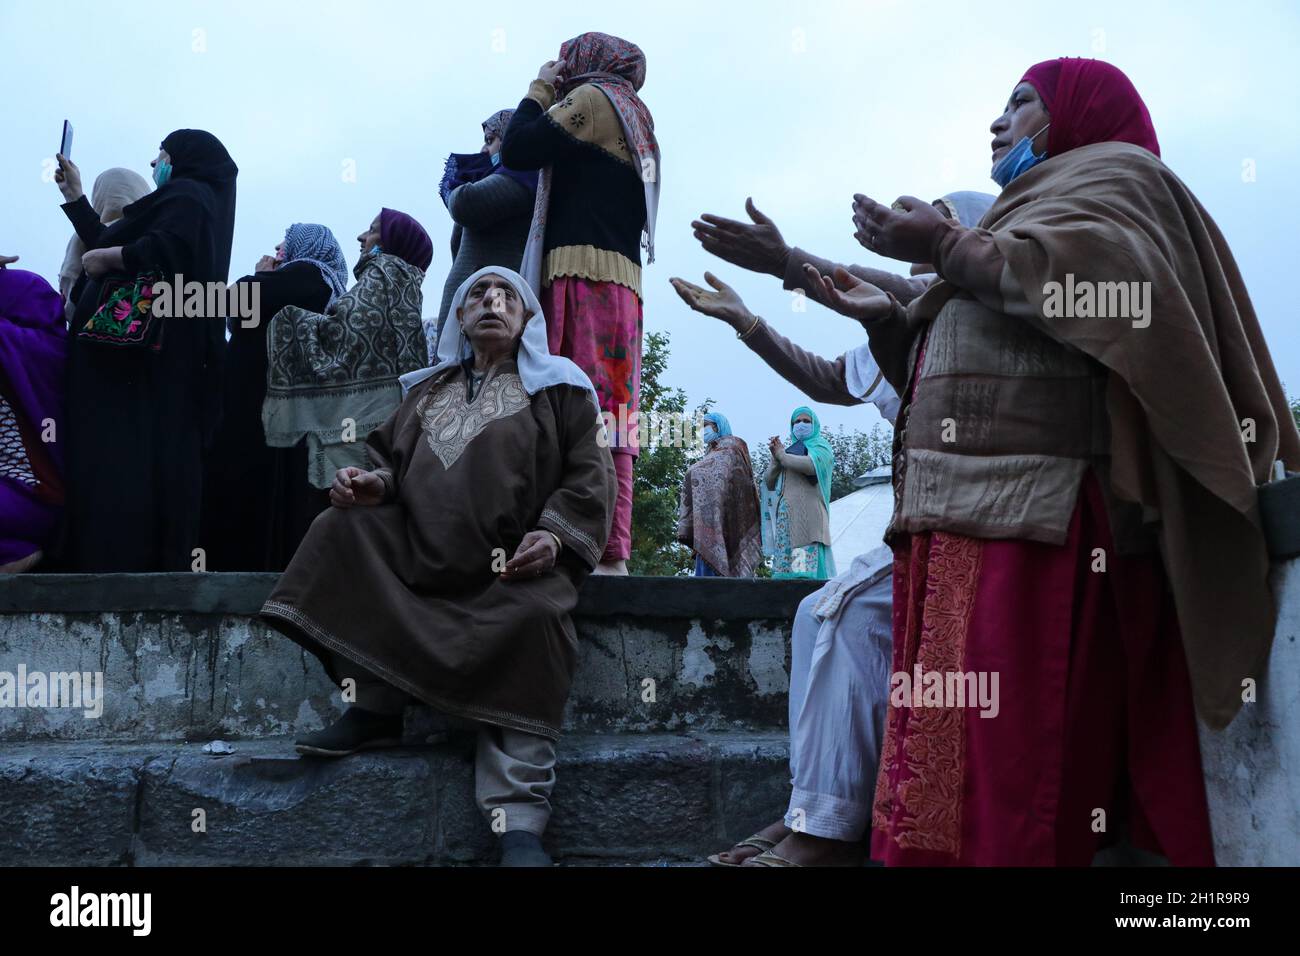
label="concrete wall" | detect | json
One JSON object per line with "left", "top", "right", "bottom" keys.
{"left": 0, "top": 574, "right": 818, "bottom": 741}
{"left": 1198, "top": 559, "right": 1300, "bottom": 866}
{"left": 3, "top": 570, "right": 1297, "bottom": 865}
{"left": 0, "top": 573, "right": 816, "bottom": 866}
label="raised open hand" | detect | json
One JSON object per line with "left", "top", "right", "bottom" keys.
{"left": 801, "top": 264, "right": 894, "bottom": 322}
{"left": 691, "top": 197, "right": 791, "bottom": 278}
{"left": 669, "top": 272, "right": 754, "bottom": 330}
{"left": 852, "top": 194, "right": 952, "bottom": 264}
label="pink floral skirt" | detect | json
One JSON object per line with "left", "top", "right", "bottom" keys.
{"left": 543, "top": 276, "right": 642, "bottom": 561}
{"left": 542, "top": 277, "right": 642, "bottom": 455}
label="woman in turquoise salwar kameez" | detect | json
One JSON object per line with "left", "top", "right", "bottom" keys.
{"left": 762, "top": 406, "right": 835, "bottom": 580}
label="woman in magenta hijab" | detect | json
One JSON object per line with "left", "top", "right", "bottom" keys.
{"left": 372, "top": 207, "right": 433, "bottom": 273}
{"left": 0, "top": 265, "right": 67, "bottom": 572}
{"left": 811, "top": 58, "right": 1300, "bottom": 866}
{"left": 1015, "top": 57, "right": 1160, "bottom": 160}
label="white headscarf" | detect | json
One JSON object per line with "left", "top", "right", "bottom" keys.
{"left": 934, "top": 190, "right": 997, "bottom": 230}
{"left": 400, "top": 265, "right": 601, "bottom": 412}
{"left": 58, "top": 168, "right": 152, "bottom": 310}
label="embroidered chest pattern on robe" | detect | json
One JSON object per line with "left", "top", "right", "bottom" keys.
{"left": 416, "top": 372, "right": 531, "bottom": 469}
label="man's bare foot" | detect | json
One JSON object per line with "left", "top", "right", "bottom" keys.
{"left": 592, "top": 559, "right": 628, "bottom": 575}
{"left": 713, "top": 819, "right": 791, "bottom": 866}
{"left": 741, "top": 831, "right": 864, "bottom": 867}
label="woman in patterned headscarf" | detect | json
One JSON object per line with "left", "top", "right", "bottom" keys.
{"left": 202, "top": 223, "right": 350, "bottom": 570}
{"left": 676, "top": 411, "right": 762, "bottom": 578}
{"left": 502, "top": 31, "right": 661, "bottom": 575}
{"left": 430, "top": 110, "right": 540, "bottom": 359}
{"left": 261, "top": 209, "right": 430, "bottom": 506}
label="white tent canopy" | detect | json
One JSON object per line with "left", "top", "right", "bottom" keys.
{"left": 828, "top": 470, "right": 893, "bottom": 572}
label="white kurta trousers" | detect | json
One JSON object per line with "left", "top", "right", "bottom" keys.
{"left": 784, "top": 545, "right": 894, "bottom": 842}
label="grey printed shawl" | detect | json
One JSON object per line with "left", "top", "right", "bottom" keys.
{"left": 263, "top": 250, "right": 428, "bottom": 488}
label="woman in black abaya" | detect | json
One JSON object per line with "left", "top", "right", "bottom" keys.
{"left": 201, "top": 224, "right": 348, "bottom": 570}
{"left": 53, "top": 129, "right": 237, "bottom": 571}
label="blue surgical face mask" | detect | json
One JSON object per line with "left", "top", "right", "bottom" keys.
{"left": 701, "top": 426, "right": 718, "bottom": 444}
{"left": 792, "top": 422, "right": 814, "bottom": 440}
{"left": 991, "top": 123, "right": 1050, "bottom": 188}
{"left": 152, "top": 160, "right": 173, "bottom": 187}
{"left": 490, "top": 151, "right": 502, "bottom": 167}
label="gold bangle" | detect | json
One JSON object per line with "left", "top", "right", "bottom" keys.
{"left": 736, "top": 314, "right": 762, "bottom": 340}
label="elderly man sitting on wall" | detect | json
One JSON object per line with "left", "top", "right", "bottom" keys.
{"left": 261, "top": 267, "right": 616, "bottom": 867}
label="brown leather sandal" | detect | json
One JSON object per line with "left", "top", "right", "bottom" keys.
{"left": 707, "top": 835, "right": 778, "bottom": 867}
{"left": 746, "top": 850, "right": 802, "bottom": 867}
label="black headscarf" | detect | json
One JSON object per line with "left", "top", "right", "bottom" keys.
{"left": 89, "top": 129, "right": 239, "bottom": 445}
{"left": 115, "top": 129, "right": 238, "bottom": 282}
{"left": 162, "top": 130, "right": 237, "bottom": 277}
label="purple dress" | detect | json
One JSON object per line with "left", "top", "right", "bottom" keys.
{"left": 0, "top": 269, "right": 67, "bottom": 567}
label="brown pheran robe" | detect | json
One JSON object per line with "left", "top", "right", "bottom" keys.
{"left": 262, "top": 358, "right": 616, "bottom": 739}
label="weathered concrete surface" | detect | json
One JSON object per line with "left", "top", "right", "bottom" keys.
{"left": 0, "top": 572, "right": 817, "bottom": 618}
{"left": 7, "top": 568, "right": 1295, "bottom": 867}
{"left": 0, "top": 574, "right": 816, "bottom": 741}
{"left": 0, "top": 733, "right": 789, "bottom": 866}
{"left": 1199, "top": 559, "right": 1300, "bottom": 866}
{"left": 0, "top": 744, "right": 140, "bottom": 866}
{"left": 0, "top": 575, "right": 803, "bottom": 867}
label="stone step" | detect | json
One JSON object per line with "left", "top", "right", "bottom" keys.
{"left": 0, "top": 573, "right": 819, "bottom": 742}
{"left": 0, "top": 732, "right": 790, "bottom": 866}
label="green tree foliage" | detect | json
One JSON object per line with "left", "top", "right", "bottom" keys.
{"left": 629, "top": 330, "right": 895, "bottom": 574}
{"left": 629, "top": 331, "right": 710, "bottom": 576}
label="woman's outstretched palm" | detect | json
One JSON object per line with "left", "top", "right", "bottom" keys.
{"left": 803, "top": 264, "right": 893, "bottom": 322}
{"left": 669, "top": 272, "right": 752, "bottom": 327}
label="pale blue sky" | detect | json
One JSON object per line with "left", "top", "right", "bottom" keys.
{"left": 2, "top": 0, "right": 1297, "bottom": 454}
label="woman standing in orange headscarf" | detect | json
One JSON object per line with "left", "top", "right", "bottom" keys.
{"left": 502, "top": 32, "right": 660, "bottom": 575}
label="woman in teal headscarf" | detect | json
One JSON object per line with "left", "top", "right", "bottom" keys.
{"left": 762, "top": 406, "right": 835, "bottom": 579}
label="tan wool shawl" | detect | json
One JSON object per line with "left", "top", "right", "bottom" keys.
{"left": 911, "top": 140, "right": 1300, "bottom": 729}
